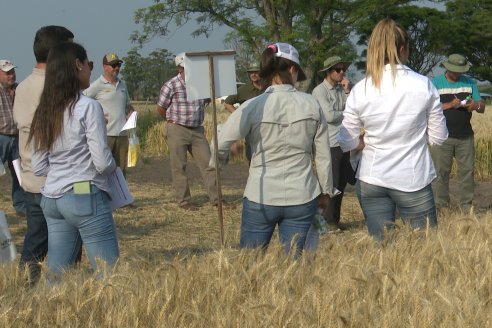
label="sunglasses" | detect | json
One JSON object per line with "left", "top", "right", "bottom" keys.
{"left": 333, "top": 67, "right": 345, "bottom": 73}
{"left": 110, "top": 63, "right": 121, "bottom": 69}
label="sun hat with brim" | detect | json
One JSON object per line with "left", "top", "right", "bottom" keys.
{"left": 246, "top": 62, "right": 260, "bottom": 72}
{"left": 0, "top": 59, "right": 16, "bottom": 72}
{"left": 442, "top": 54, "right": 470, "bottom": 73}
{"left": 267, "top": 42, "right": 307, "bottom": 81}
{"left": 319, "top": 56, "right": 351, "bottom": 73}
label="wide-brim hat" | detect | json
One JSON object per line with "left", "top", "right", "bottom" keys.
{"left": 442, "top": 54, "right": 470, "bottom": 73}
{"left": 246, "top": 62, "right": 260, "bottom": 72}
{"left": 267, "top": 42, "right": 307, "bottom": 81}
{"left": 319, "top": 56, "right": 351, "bottom": 73}
{"left": 103, "top": 53, "right": 123, "bottom": 66}
{"left": 0, "top": 59, "right": 16, "bottom": 72}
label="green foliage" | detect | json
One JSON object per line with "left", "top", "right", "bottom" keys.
{"left": 354, "top": 4, "right": 447, "bottom": 75}
{"left": 120, "top": 48, "right": 175, "bottom": 100}
{"left": 131, "top": 0, "right": 393, "bottom": 91}
{"left": 131, "top": 0, "right": 492, "bottom": 89}
{"left": 445, "top": 0, "right": 492, "bottom": 82}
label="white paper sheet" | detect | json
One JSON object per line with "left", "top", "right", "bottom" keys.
{"left": 120, "top": 111, "right": 138, "bottom": 132}
{"left": 12, "top": 159, "right": 22, "bottom": 186}
{"left": 107, "top": 167, "right": 133, "bottom": 210}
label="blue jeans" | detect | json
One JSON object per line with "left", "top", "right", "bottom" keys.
{"left": 240, "top": 198, "right": 317, "bottom": 256}
{"left": 0, "top": 134, "right": 26, "bottom": 213}
{"left": 41, "top": 187, "right": 119, "bottom": 275}
{"left": 356, "top": 181, "right": 437, "bottom": 240}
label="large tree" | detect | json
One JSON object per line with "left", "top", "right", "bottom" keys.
{"left": 354, "top": 5, "right": 448, "bottom": 76}
{"left": 121, "top": 48, "right": 176, "bottom": 100}
{"left": 445, "top": 0, "right": 492, "bottom": 82}
{"left": 131, "top": 0, "right": 411, "bottom": 91}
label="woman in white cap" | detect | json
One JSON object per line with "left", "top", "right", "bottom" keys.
{"left": 338, "top": 18, "right": 448, "bottom": 240}
{"left": 212, "top": 42, "right": 337, "bottom": 255}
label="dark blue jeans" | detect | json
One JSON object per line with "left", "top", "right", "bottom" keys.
{"left": 356, "top": 181, "right": 437, "bottom": 240}
{"left": 19, "top": 192, "right": 48, "bottom": 281}
{"left": 240, "top": 198, "right": 317, "bottom": 256}
{"left": 0, "top": 134, "right": 25, "bottom": 213}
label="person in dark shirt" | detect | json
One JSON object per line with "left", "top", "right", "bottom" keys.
{"left": 431, "top": 54, "right": 485, "bottom": 211}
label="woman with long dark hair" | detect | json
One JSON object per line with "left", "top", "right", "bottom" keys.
{"left": 213, "top": 42, "right": 337, "bottom": 255}
{"left": 28, "top": 42, "right": 119, "bottom": 275}
{"left": 338, "top": 19, "right": 448, "bottom": 240}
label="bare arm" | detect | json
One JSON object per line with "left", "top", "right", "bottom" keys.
{"left": 223, "top": 103, "right": 236, "bottom": 113}
{"left": 157, "top": 105, "right": 167, "bottom": 120}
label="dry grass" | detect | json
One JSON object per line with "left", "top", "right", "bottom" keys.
{"left": 1, "top": 170, "right": 492, "bottom": 326}
{"left": 0, "top": 104, "right": 491, "bottom": 327}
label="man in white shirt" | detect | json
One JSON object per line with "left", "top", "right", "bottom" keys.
{"left": 84, "top": 53, "right": 134, "bottom": 177}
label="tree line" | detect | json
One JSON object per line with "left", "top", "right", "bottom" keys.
{"left": 122, "top": 0, "right": 491, "bottom": 100}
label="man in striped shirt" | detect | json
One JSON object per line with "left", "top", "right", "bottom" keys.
{"left": 157, "top": 53, "right": 217, "bottom": 210}
{"left": 0, "top": 59, "right": 25, "bottom": 216}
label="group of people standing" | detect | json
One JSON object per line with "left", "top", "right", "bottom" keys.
{"left": 1, "top": 26, "right": 134, "bottom": 282}
{"left": 0, "top": 17, "right": 486, "bottom": 280}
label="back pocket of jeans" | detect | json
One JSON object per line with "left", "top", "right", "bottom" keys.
{"left": 69, "top": 193, "right": 94, "bottom": 217}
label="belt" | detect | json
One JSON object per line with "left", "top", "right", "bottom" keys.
{"left": 167, "top": 120, "right": 198, "bottom": 129}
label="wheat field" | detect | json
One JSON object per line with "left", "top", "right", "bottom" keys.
{"left": 0, "top": 104, "right": 491, "bottom": 327}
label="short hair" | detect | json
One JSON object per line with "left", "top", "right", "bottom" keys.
{"left": 33, "top": 25, "right": 74, "bottom": 63}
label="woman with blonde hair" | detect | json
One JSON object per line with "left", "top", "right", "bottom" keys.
{"left": 28, "top": 42, "right": 119, "bottom": 276}
{"left": 338, "top": 18, "right": 448, "bottom": 240}
{"left": 213, "top": 42, "right": 337, "bottom": 255}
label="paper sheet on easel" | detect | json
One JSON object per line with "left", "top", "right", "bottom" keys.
{"left": 12, "top": 159, "right": 22, "bottom": 186}
{"left": 121, "top": 111, "right": 138, "bottom": 132}
{"left": 184, "top": 53, "right": 237, "bottom": 101}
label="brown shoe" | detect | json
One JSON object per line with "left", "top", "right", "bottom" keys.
{"left": 179, "top": 203, "right": 198, "bottom": 211}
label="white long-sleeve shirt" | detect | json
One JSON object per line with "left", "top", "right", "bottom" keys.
{"left": 213, "top": 84, "right": 338, "bottom": 206}
{"left": 338, "top": 64, "right": 448, "bottom": 192}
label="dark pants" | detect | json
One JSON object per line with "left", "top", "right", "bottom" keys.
{"left": 19, "top": 192, "right": 48, "bottom": 282}
{"left": 324, "top": 147, "right": 351, "bottom": 225}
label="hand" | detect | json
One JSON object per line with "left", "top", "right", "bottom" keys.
{"left": 464, "top": 100, "right": 475, "bottom": 112}
{"left": 355, "top": 134, "right": 365, "bottom": 151}
{"left": 126, "top": 105, "right": 135, "bottom": 119}
{"left": 448, "top": 97, "right": 461, "bottom": 110}
{"left": 317, "top": 194, "right": 329, "bottom": 210}
{"left": 341, "top": 78, "right": 351, "bottom": 93}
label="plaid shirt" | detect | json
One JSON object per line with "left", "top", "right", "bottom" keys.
{"left": 157, "top": 74, "right": 205, "bottom": 127}
{"left": 0, "top": 84, "right": 17, "bottom": 135}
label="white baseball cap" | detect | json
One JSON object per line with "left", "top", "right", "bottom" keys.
{"left": 267, "top": 43, "right": 306, "bottom": 81}
{"left": 175, "top": 52, "right": 186, "bottom": 67}
{"left": 0, "top": 59, "right": 16, "bottom": 72}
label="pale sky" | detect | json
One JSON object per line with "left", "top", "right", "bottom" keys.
{"left": 1, "top": 0, "right": 231, "bottom": 81}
